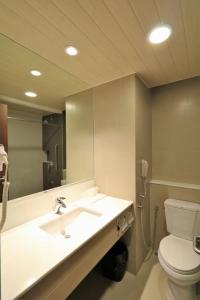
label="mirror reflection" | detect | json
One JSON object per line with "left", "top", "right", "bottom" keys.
{"left": 7, "top": 107, "right": 66, "bottom": 199}
{"left": 0, "top": 34, "right": 94, "bottom": 201}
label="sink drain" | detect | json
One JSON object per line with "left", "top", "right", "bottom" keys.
{"left": 63, "top": 233, "right": 71, "bottom": 239}
{"left": 61, "top": 230, "right": 71, "bottom": 238}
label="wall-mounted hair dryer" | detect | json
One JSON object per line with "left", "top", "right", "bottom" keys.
{"left": 0, "top": 144, "right": 9, "bottom": 231}
{"left": 137, "top": 160, "right": 149, "bottom": 207}
{"left": 141, "top": 159, "right": 149, "bottom": 179}
{"left": 138, "top": 159, "right": 151, "bottom": 251}
{"left": 0, "top": 144, "right": 8, "bottom": 171}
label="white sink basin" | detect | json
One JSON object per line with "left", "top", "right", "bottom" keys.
{"left": 40, "top": 207, "right": 102, "bottom": 239}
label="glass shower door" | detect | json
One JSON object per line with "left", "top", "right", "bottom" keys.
{"left": 42, "top": 113, "right": 65, "bottom": 190}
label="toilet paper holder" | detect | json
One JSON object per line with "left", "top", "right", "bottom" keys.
{"left": 193, "top": 236, "right": 200, "bottom": 255}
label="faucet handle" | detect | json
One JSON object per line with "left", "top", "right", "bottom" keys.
{"left": 54, "top": 197, "right": 67, "bottom": 214}
{"left": 57, "top": 196, "right": 66, "bottom": 202}
{"left": 56, "top": 197, "right": 67, "bottom": 207}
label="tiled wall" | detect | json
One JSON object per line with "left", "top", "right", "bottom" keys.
{"left": 151, "top": 76, "right": 200, "bottom": 249}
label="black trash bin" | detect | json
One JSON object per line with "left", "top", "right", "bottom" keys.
{"left": 101, "top": 241, "right": 128, "bottom": 282}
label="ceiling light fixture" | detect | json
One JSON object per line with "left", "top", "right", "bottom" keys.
{"left": 148, "top": 24, "right": 172, "bottom": 44}
{"left": 64, "top": 45, "right": 79, "bottom": 56}
{"left": 30, "top": 70, "right": 42, "bottom": 76}
{"left": 25, "top": 91, "right": 37, "bottom": 98}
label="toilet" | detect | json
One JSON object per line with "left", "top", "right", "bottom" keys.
{"left": 158, "top": 199, "right": 200, "bottom": 300}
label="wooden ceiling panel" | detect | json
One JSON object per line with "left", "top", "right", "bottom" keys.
{"left": 154, "top": 0, "right": 190, "bottom": 79}
{"left": 129, "top": 0, "right": 180, "bottom": 84}
{"left": 104, "top": 0, "right": 164, "bottom": 85}
{"left": 26, "top": 0, "right": 122, "bottom": 81}
{"left": 73, "top": 0, "right": 145, "bottom": 71}
{"left": 0, "top": 0, "right": 199, "bottom": 108}
{"left": 51, "top": 0, "right": 135, "bottom": 75}
{"left": 180, "top": 0, "right": 200, "bottom": 76}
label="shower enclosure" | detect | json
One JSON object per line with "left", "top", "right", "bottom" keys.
{"left": 42, "top": 112, "right": 66, "bottom": 190}
{"left": 3, "top": 108, "right": 66, "bottom": 200}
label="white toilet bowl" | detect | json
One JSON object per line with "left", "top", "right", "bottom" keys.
{"left": 158, "top": 235, "right": 200, "bottom": 300}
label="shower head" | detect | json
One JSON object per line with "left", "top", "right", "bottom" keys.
{"left": 43, "top": 119, "right": 49, "bottom": 125}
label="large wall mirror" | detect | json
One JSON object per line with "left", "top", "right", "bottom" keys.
{"left": 0, "top": 34, "right": 94, "bottom": 201}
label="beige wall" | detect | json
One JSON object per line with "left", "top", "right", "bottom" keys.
{"left": 65, "top": 74, "right": 152, "bottom": 274}
{"left": 151, "top": 76, "right": 200, "bottom": 249}
{"left": 135, "top": 76, "right": 152, "bottom": 270}
{"left": 66, "top": 89, "right": 94, "bottom": 184}
{"left": 93, "top": 75, "right": 136, "bottom": 273}
{"left": 152, "top": 76, "right": 200, "bottom": 184}
{"left": 94, "top": 75, "right": 135, "bottom": 201}
{"left": 8, "top": 109, "right": 46, "bottom": 199}
{"left": 94, "top": 74, "right": 151, "bottom": 273}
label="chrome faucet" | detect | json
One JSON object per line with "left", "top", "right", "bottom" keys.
{"left": 54, "top": 197, "right": 67, "bottom": 215}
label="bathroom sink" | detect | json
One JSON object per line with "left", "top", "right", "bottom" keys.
{"left": 40, "top": 207, "right": 102, "bottom": 239}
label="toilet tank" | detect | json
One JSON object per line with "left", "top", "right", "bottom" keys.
{"left": 164, "top": 199, "right": 200, "bottom": 241}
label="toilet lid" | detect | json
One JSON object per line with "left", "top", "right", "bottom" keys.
{"left": 159, "top": 235, "right": 200, "bottom": 275}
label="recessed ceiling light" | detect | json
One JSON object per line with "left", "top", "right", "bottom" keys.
{"left": 148, "top": 25, "right": 172, "bottom": 44}
{"left": 25, "top": 91, "right": 37, "bottom": 98}
{"left": 64, "top": 45, "right": 79, "bottom": 56}
{"left": 30, "top": 70, "right": 42, "bottom": 76}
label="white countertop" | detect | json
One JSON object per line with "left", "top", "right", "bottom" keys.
{"left": 1, "top": 194, "right": 133, "bottom": 300}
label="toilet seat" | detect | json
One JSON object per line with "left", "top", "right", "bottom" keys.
{"left": 159, "top": 235, "right": 200, "bottom": 275}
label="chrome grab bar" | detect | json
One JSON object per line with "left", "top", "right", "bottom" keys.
{"left": 136, "top": 194, "right": 145, "bottom": 198}
{"left": 54, "top": 144, "right": 59, "bottom": 172}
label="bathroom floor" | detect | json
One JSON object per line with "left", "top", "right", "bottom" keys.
{"left": 68, "top": 253, "right": 200, "bottom": 300}
{"left": 68, "top": 254, "right": 167, "bottom": 300}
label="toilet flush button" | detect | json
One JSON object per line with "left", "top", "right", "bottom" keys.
{"left": 193, "top": 236, "right": 200, "bottom": 255}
